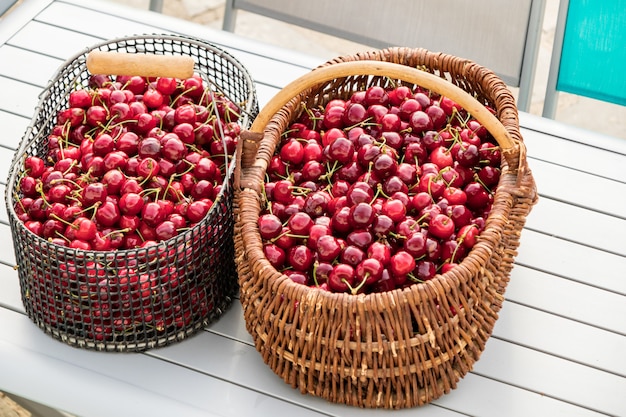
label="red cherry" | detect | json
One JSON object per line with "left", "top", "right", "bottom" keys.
{"left": 155, "top": 220, "right": 178, "bottom": 241}
{"left": 258, "top": 213, "right": 283, "bottom": 240}
{"left": 287, "top": 245, "right": 314, "bottom": 272}
{"left": 340, "top": 245, "right": 365, "bottom": 267}
{"left": 464, "top": 182, "right": 492, "bottom": 210}
{"left": 118, "top": 192, "right": 144, "bottom": 215}
{"left": 68, "top": 89, "right": 92, "bottom": 108}
{"left": 141, "top": 201, "right": 165, "bottom": 227}
{"left": 355, "top": 258, "right": 384, "bottom": 287}
{"left": 348, "top": 202, "right": 375, "bottom": 228}
{"left": 95, "top": 201, "right": 121, "bottom": 227}
{"left": 156, "top": 77, "right": 178, "bottom": 95}
{"left": 328, "top": 263, "right": 355, "bottom": 293}
{"left": 381, "top": 198, "right": 406, "bottom": 222}
{"left": 346, "top": 229, "right": 373, "bottom": 250}
{"left": 390, "top": 251, "right": 416, "bottom": 277}
{"left": 186, "top": 200, "right": 211, "bottom": 223}
{"left": 280, "top": 138, "right": 305, "bottom": 165}
{"left": 429, "top": 213, "right": 455, "bottom": 240}
{"left": 403, "top": 231, "right": 428, "bottom": 258}
{"left": 264, "top": 244, "right": 286, "bottom": 269}
{"left": 102, "top": 169, "right": 127, "bottom": 195}
{"left": 138, "top": 137, "right": 161, "bottom": 159}
{"left": 161, "top": 135, "right": 186, "bottom": 162}
{"left": 315, "top": 235, "right": 343, "bottom": 262}
{"left": 447, "top": 204, "right": 473, "bottom": 228}
{"left": 72, "top": 217, "right": 97, "bottom": 241}
{"left": 287, "top": 212, "right": 313, "bottom": 236}
{"left": 136, "top": 157, "right": 160, "bottom": 179}
{"left": 415, "top": 260, "right": 437, "bottom": 281}
{"left": 457, "top": 224, "right": 480, "bottom": 249}
{"left": 143, "top": 88, "right": 165, "bottom": 109}
{"left": 24, "top": 156, "right": 45, "bottom": 178}
{"left": 82, "top": 182, "right": 108, "bottom": 206}
{"left": 193, "top": 157, "right": 218, "bottom": 181}
{"left": 304, "top": 223, "right": 330, "bottom": 251}
{"left": 327, "top": 136, "right": 354, "bottom": 164}
{"left": 408, "top": 110, "right": 433, "bottom": 133}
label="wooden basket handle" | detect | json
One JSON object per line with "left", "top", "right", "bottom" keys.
{"left": 86, "top": 51, "right": 195, "bottom": 79}
{"left": 249, "top": 60, "right": 515, "bottom": 151}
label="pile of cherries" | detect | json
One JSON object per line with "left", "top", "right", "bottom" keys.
{"left": 259, "top": 85, "right": 501, "bottom": 295}
{"left": 14, "top": 72, "right": 241, "bottom": 251}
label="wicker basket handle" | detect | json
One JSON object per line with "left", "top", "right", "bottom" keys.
{"left": 86, "top": 51, "right": 195, "bottom": 78}
{"left": 236, "top": 60, "right": 525, "bottom": 191}
{"left": 253, "top": 60, "right": 514, "bottom": 147}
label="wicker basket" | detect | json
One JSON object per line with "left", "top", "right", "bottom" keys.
{"left": 6, "top": 34, "right": 258, "bottom": 351}
{"left": 233, "top": 48, "right": 537, "bottom": 408}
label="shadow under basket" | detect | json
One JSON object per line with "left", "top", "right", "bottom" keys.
{"left": 5, "top": 34, "right": 258, "bottom": 352}
{"left": 233, "top": 47, "right": 537, "bottom": 408}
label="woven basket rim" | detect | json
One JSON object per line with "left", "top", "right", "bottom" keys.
{"left": 237, "top": 46, "right": 535, "bottom": 304}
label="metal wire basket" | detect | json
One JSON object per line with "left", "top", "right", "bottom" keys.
{"left": 5, "top": 34, "right": 258, "bottom": 351}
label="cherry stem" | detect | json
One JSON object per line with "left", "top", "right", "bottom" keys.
{"left": 473, "top": 175, "right": 493, "bottom": 194}
{"left": 352, "top": 274, "right": 369, "bottom": 295}
{"left": 311, "top": 262, "right": 320, "bottom": 287}
{"left": 319, "top": 160, "right": 339, "bottom": 183}
{"left": 49, "top": 213, "right": 77, "bottom": 229}
{"left": 54, "top": 230, "right": 72, "bottom": 243}
{"left": 102, "top": 228, "right": 131, "bottom": 240}
{"left": 407, "top": 272, "right": 424, "bottom": 284}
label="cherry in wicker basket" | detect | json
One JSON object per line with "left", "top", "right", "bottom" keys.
{"left": 6, "top": 34, "right": 258, "bottom": 352}
{"left": 234, "top": 48, "right": 537, "bottom": 408}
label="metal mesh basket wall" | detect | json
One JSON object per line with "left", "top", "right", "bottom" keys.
{"left": 5, "top": 34, "right": 258, "bottom": 351}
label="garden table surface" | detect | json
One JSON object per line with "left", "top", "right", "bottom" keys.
{"left": 0, "top": 1, "right": 624, "bottom": 416}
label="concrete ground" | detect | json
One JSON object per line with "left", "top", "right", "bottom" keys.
{"left": 112, "top": 0, "right": 625, "bottom": 140}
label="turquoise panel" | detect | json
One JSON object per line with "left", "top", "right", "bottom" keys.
{"left": 557, "top": 0, "right": 626, "bottom": 105}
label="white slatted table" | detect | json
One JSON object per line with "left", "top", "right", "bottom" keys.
{"left": 0, "top": 1, "right": 624, "bottom": 416}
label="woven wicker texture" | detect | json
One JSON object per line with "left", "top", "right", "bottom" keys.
{"left": 6, "top": 34, "right": 258, "bottom": 351}
{"left": 234, "top": 47, "right": 537, "bottom": 408}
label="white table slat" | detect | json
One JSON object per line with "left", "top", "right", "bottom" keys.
{"left": 473, "top": 337, "right": 626, "bottom": 416}
{"left": 9, "top": 19, "right": 312, "bottom": 94}
{"left": 27, "top": 1, "right": 318, "bottom": 92}
{"left": 0, "top": 308, "right": 337, "bottom": 417}
{"left": 156, "top": 320, "right": 608, "bottom": 417}
{"left": 0, "top": 264, "right": 22, "bottom": 311}
{"left": 528, "top": 157, "right": 626, "bottom": 218}
{"left": 523, "top": 196, "right": 626, "bottom": 256}
{"left": 0, "top": 44, "right": 63, "bottom": 86}
{"left": 149, "top": 328, "right": 464, "bottom": 417}
{"left": 0, "top": 112, "right": 29, "bottom": 150}
{"left": 0, "top": 77, "right": 41, "bottom": 118}
{"left": 520, "top": 112, "right": 626, "bottom": 156}
{"left": 9, "top": 20, "right": 102, "bottom": 60}
{"left": 507, "top": 264, "right": 626, "bottom": 335}
{"left": 3, "top": 254, "right": 621, "bottom": 417}
{"left": 522, "top": 125, "right": 626, "bottom": 184}
{"left": 0, "top": 185, "right": 8, "bottom": 224}
{"left": 515, "top": 229, "right": 626, "bottom": 295}
{"left": 494, "top": 301, "right": 626, "bottom": 377}
{"left": 0, "top": 226, "right": 16, "bottom": 266}
{"left": 1, "top": 147, "right": 17, "bottom": 185}
{"left": 432, "top": 373, "right": 604, "bottom": 417}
